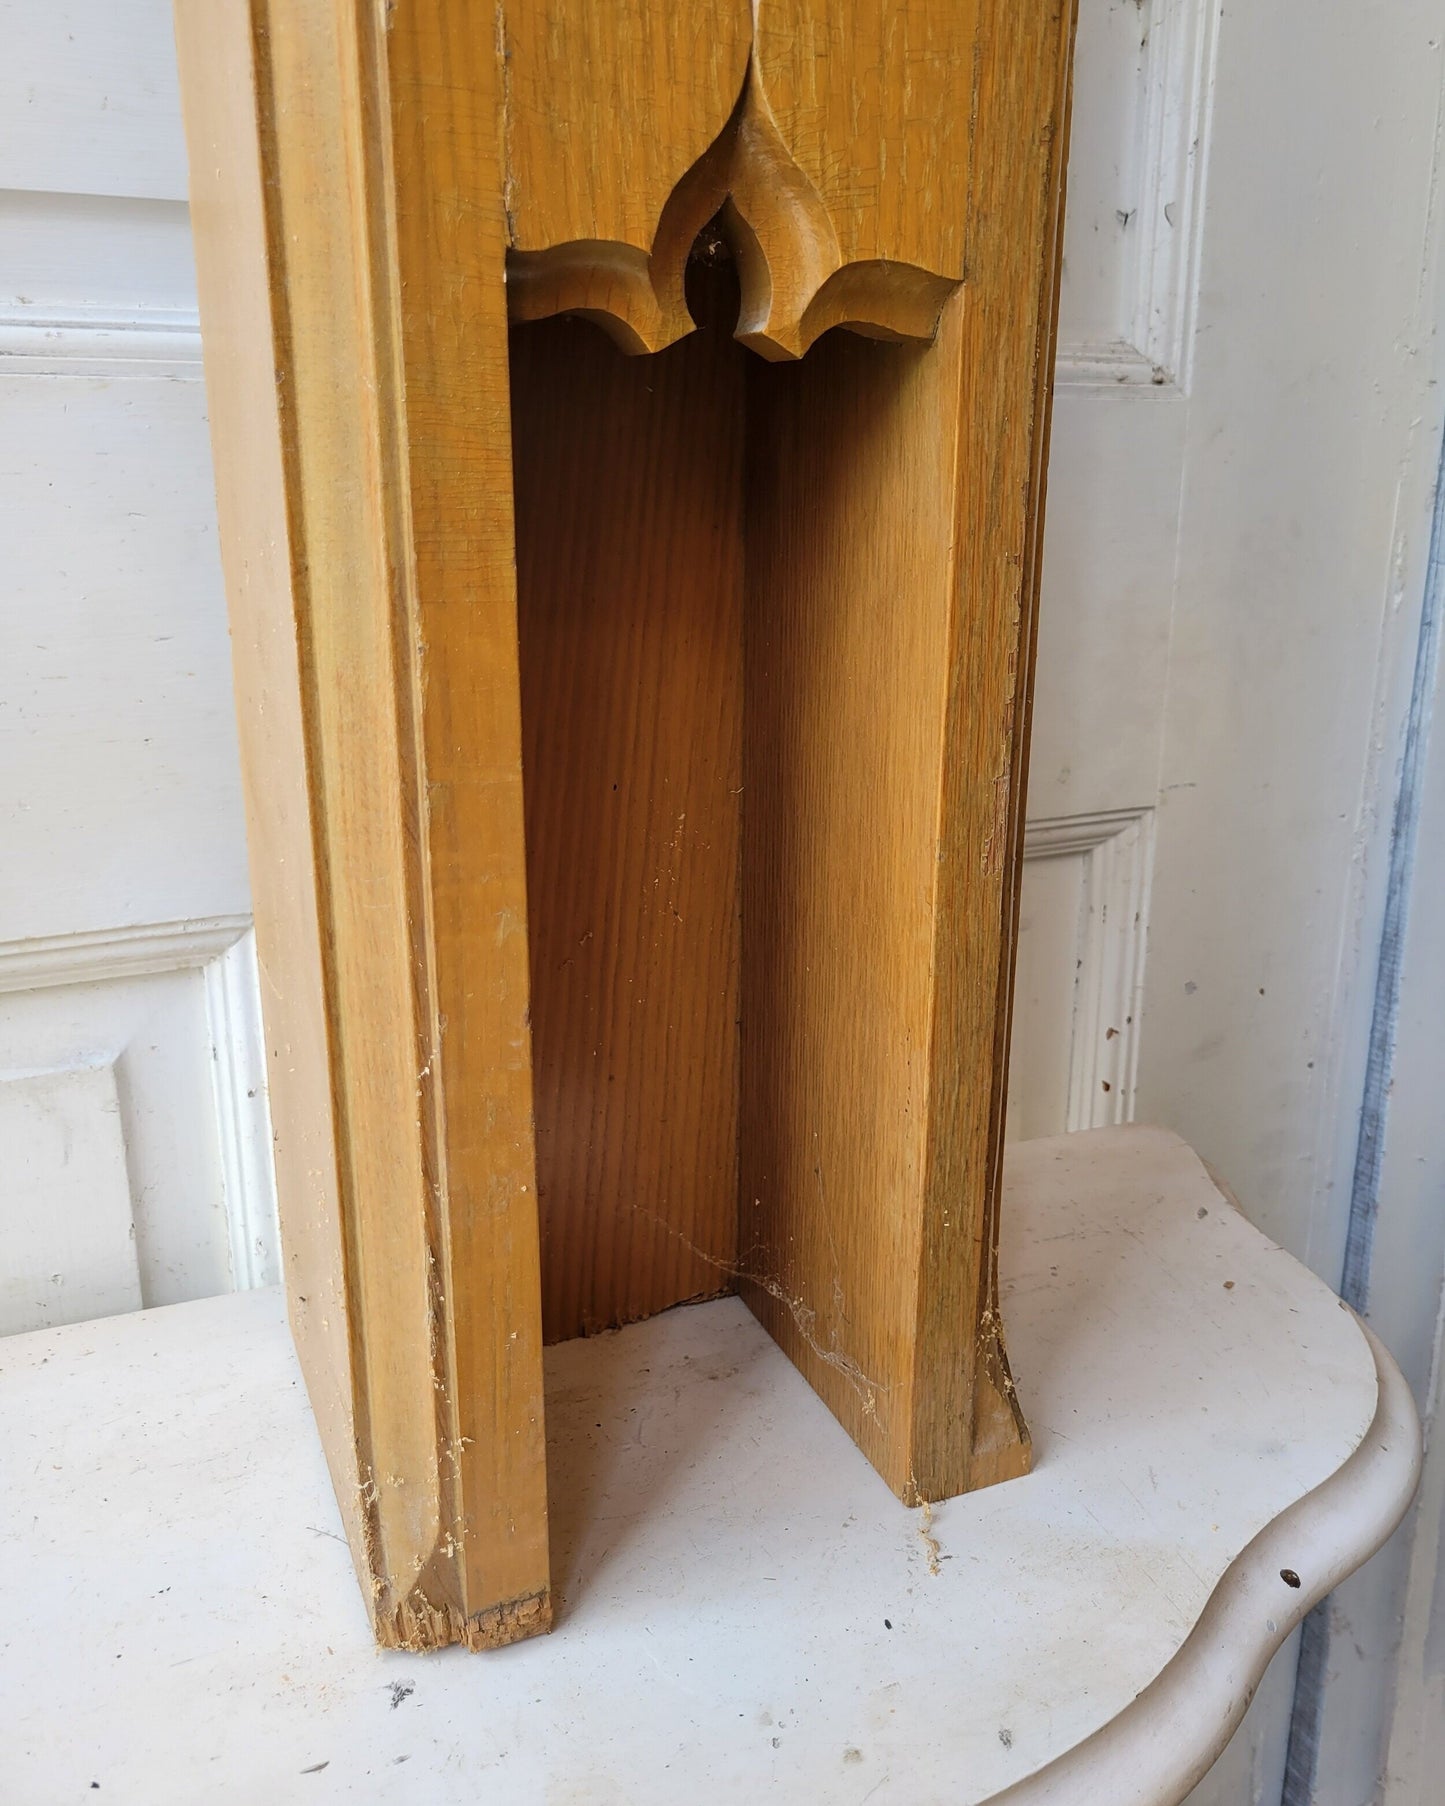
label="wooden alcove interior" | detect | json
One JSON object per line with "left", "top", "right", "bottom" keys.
{"left": 513, "top": 248, "right": 1033, "bottom": 1496}
{"left": 175, "top": 0, "right": 1074, "bottom": 1653}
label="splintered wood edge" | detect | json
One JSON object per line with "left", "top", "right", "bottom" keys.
{"left": 381, "top": 1588, "right": 553, "bottom": 1654}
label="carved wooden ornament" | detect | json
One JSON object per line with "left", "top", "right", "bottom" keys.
{"left": 505, "top": 1, "right": 972, "bottom": 359}
{"left": 175, "top": 0, "right": 1075, "bottom": 1651}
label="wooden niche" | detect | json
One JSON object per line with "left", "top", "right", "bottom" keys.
{"left": 175, "top": 0, "right": 1075, "bottom": 1651}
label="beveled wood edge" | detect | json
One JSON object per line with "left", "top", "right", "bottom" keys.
{"left": 507, "top": 232, "right": 956, "bottom": 362}
{"left": 989, "top": 1315, "right": 1423, "bottom": 1806}
{"left": 176, "top": 0, "right": 554, "bottom": 1649}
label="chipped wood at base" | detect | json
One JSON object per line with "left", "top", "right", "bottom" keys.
{"left": 385, "top": 1589, "right": 552, "bottom": 1655}
{"left": 175, "top": 0, "right": 550, "bottom": 1650}
{"left": 383, "top": 0, "right": 551, "bottom": 1644}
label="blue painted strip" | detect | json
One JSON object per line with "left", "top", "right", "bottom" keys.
{"left": 1282, "top": 1605, "right": 1330, "bottom": 1806}
{"left": 1339, "top": 467, "right": 1445, "bottom": 1314}
{"left": 1280, "top": 429, "right": 1445, "bottom": 1804}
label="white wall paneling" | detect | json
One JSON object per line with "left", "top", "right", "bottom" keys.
{"left": 0, "top": 187, "right": 201, "bottom": 373}
{"left": 1037, "top": 0, "right": 1445, "bottom": 1791}
{"left": 1055, "top": 0, "right": 1220, "bottom": 389}
{"left": 1152, "top": 4, "right": 1445, "bottom": 1798}
{"left": 0, "top": 917, "right": 278, "bottom": 1335}
{"left": 0, "top": 352, "right": 243, "bottom": 942}
{"left": 1376, "top": 482, "right": 1445, "bottom": 1803}
{"left": 1320, "top": 314, "right": 1445, "bottom": 1806}
{"left": 0, "top": 1, "right": 188, "bottom": 202}
{"left": 1008, "top": 810, "right": 1154, "bottom": 1142}
{"left": 0, "top": 1061, "right": 141, "bottom": 1334}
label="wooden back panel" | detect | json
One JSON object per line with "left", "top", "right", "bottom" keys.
{"left": 510, "top": 289, "right": 745, "bottom": 1343}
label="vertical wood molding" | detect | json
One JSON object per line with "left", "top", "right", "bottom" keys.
{"left": 178, "top": 0, "right": 1075, "bottom": 1641}
{"left": 177, "top": 0, "right": 553, "bottom": 1652}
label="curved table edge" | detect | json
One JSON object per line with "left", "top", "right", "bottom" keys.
{"left": 987, "top": 1316, "right": 1423, "bottom": 1806}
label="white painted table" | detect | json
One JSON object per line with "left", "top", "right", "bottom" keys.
{"left": 0, "top": 1128, "right": 1420, "bottom": 1804}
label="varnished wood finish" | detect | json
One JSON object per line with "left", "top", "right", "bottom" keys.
{"left": 173, "top": 0, "right": 363, "bottom": 1582}
{"left": 501, "top": 0, "right": 983, "bottom": 360}
{"left": 922, "top": 0, "right": 1077, "bottom": 1497}
{"left": 178, "top": 0, "right": 1075, "bottom": 1643}
{"left": 510, "top": 291, "right": 744, "bottom": 1343}
{"left": 176, "top": 0, "right": 550, "bottom": 1650}
{"left": 504, "top": 0, "right": 1072, "bottom": 1497}
{"left": 741, "top": 310, "right": 988, "bottom": 1495}
{"left": 384, "top": 0, "right": 551, "bottom": 1640}
{"left": 737, "top": 0, "right": 1073, "bottom": 1499}
{"left": 735, "top": 0, "right": 976, "bottom": 356}
{"left": 503, "top": 1, "right": 751, "bottom": 353}
{"left": 750, "top": 0, "right": 974, "bottom": 283}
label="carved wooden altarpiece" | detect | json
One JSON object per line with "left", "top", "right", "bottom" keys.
{"left": 174, "top": 0, "right": 1075, "bottom": 1648}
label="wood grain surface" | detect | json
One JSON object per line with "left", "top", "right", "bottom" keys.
{"left": 178, "top": 0, "right": 1075, "bottom": 1649}
{"left": 741, "top": 315, "right": 971, "bottom": 1494}
{"left": 178, "top": 0, "right": 551, "bottom": 1650}
{"left": 384, "top": 0, "right": 552, "bottom": 1644}
{"left": 508, "top": 0, "right": 1076, "bottom": 1497}
{"left": 173, "top": 0, "right": 363, "bottom": 1582}
{"left": 512, "top": 269, "right": 745, "bottom": 1344}
{"left": 500, "top": 0, "right": 987, "bottom": 359}
{"left": 912, "top": 0, "right": 1076, "bottom": 1498}
{"left": 750, "top": 0, "right": 977, "bottom": 282}
{"left": 732, "top": 0, "right": 977, "bottom": 356}
{"left": 503, "top": 0, "right": 751, "bottom": 352}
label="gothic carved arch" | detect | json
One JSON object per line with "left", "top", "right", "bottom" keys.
{"left": 502, "top": 3, "right": 974, "bottom": 359}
